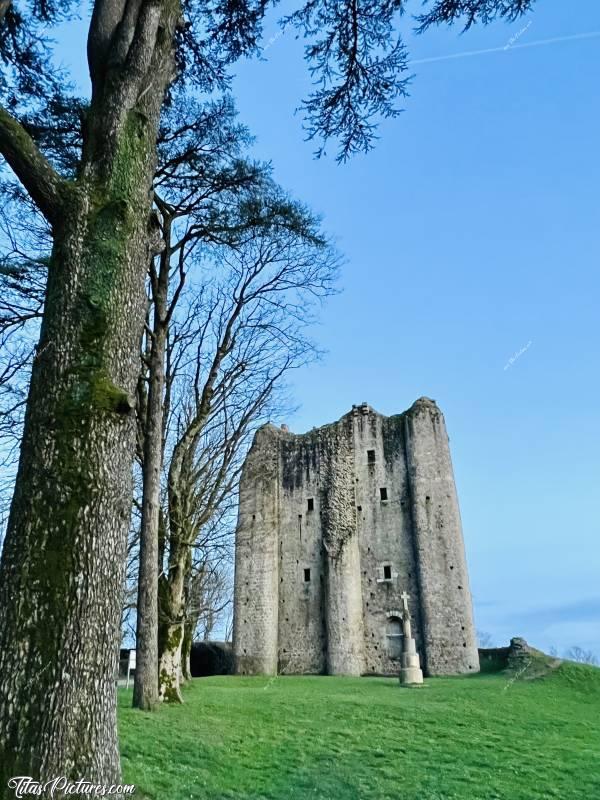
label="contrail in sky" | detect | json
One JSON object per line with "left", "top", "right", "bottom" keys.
{"left": 411, "top": 31, "right": 600, "bottom": 66}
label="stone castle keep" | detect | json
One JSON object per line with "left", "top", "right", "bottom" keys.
{"left": 232, "top": 398, "right": 479, "bottom": 677}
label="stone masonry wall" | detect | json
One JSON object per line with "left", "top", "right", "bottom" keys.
{"left": 353, "top": 406, "right": 425, "bottom": 675}
{"left": 232, "top": 426, "right": 280, "bottom": 674}
{"left": 404, "top": 399, "right": 479, "bottom": 674}
{"left": 232, "top": 399, "right": 479, "bottom": 677}
{"left": 318, "top": 416, "right": 364, "bottom": 675}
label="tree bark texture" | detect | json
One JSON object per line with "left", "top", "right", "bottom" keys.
{"left": 133, "top": 223, "right": 171, "bottom": 712}
{"left": 181, "top": 621, "right": 193, "bottom": 682}
{"left": 158, "top": 532, "right": 191, "bottom": 703}
{"left": 0, "top": 0, "right": 182, "bottom": 787}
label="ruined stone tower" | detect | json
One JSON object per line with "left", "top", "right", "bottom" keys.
{"left": 232, "top": 398, "right": 479, "bottom": 677}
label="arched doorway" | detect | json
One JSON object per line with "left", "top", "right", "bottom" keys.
{"left": 386, "top": 616, "right": 403, "bottom": 660}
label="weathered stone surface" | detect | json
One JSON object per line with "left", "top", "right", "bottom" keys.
{"left": 232, "top": 399, "right": 479, "bottom": 677}
{"left": 479, "top": 638, "right": 562, "bottom": 679}
{"left": 478, "top": 646, "right": 511, "bottom": 673}
{"left": 505, "top": 637, "right": 561, "bottom": 678}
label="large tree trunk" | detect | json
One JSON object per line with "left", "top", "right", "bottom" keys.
{"left": 133, "top": 328, "right": 165, "bottom": 710}
{"left": 133, "top": 225, "right": 171, "bottom": 711}
{"left": 0, "top": 3, "right": 181, "bottom": 786}
{"left": 0, "top": 173, "right": 150, "bottom": 786}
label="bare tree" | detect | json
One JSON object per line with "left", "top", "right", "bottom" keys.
{"left": 132, "top": 93, "right": 327, "bottom": 706}
{"left": 133, "top": 95, "right": 268, "bottom": 710}
{"left": 477, "top": 630, "right": 494, "bottom": 648}
{"left": 0, "top": 182, "right": 47, "bottom": 518}
{"left": 182, "top": 548, "right": 233, "bottom": 679}
{"left": 192, "top": 562, "right": 232, "bottom": 643}
{"left": 154, "top": 220, "right": 338, "bottom": 701}
{"left": 565, "top": 646, "right": 598, "bottom": 666}
{"left": 129, "top": 91, "right": 339, "bottom": 705}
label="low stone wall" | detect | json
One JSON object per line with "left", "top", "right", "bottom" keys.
{"left": 478, "top": 646, "right": 510, "bottom": 673}
{"left": 479, "top": 637, "right": 561, "bottom": 678}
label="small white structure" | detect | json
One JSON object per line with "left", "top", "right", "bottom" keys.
{"left": 399, "top": 592, "right": 423, "bottom": 686}
{"left": 126, "top": 649, "right": 136, "bottom": 689}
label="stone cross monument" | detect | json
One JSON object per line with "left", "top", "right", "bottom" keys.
{"left": 399, "top": 592, "right": 424, "bottom": 686}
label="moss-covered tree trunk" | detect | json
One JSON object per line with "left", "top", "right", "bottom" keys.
{"left": 158, "top": 536, "right": 191, "bottom": 702}
{"left": 0, "top": 1, "right": 181, "bottom": 786}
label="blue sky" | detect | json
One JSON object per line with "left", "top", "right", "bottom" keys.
{"left": 55, "top": 1, "right": 599, "bottom": 654}
{"left": 229, "top": 1, "right": 600, "bottom": 654}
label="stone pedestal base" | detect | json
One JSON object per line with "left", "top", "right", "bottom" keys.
{"left": 400, "top": 666, "right": 424, "bottom": 684}
{"left": 399, "top": 638, "right": 423, "bottom": 685}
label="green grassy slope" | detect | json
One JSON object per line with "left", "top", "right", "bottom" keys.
{"left": 118, "top": 663, "right": 600, "bottom": 800}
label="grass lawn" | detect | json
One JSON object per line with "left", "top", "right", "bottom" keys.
{"left": 118, "top": 662, "right": 600, "bottom": 800}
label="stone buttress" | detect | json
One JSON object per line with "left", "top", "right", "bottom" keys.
{"left": 232, "top": 426, "right": 280, "bottom": 674}
{"left": 404, "top": 398, "right": 479, "bottom": 674}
